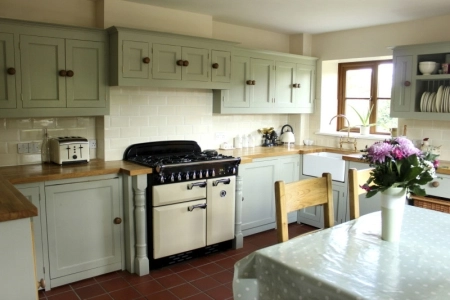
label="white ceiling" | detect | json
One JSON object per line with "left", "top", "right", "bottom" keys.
{"left": 126, "top": 0, "right": 450, "bottom": 34}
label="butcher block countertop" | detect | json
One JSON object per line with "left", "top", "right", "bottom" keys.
{"left": 2, "top": 146, "right": 449, "bottom": 223}
{"left": 0, "top": 160, "right": 152, "bottom": 222}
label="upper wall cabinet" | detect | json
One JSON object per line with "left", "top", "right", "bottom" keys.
{"left": 0, "top": 18, "right": 109, "bottom": 118}
{"left": 212, "top": 48, "right": 317, "bottom": 114}
{"left": 108, "top": 27, "right": 235, "bottom": 89}
{"left": 391, "top": 41, "right": 450, "bottom": 120}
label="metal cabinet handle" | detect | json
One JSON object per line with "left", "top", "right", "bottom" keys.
{"left": 213, "top": 178, "right": 231, "bottom": 186}
{"left": 187, "top": 203, "right": 207, "bottom": 211}
{"left": 187, "top": 182, "right": 207, "bottom": 190}
{"left": 114, "top": 217, "right": 122, "bottom": 224}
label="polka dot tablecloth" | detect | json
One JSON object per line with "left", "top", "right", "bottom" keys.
{"left": 233, "top": 205, "right": 450, "bottom": 300}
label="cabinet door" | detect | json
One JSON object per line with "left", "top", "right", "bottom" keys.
{"left": 241, "top": 159, "right": 277, "bottom": 233}
{"left": 250, "top": 58, "right": 274, "bottom": 108}
{"left": 45, "top": 178, "right": 121, "bottom": 279}
{"left": 20, "top": 35, "right": 66, "bottom": 108}
{"left": 152, "top": 43, "right": 181, "bottom": 80}
{"left": 391, "top": 55, "right": 412, "bottom": 113}
{"left": 122, "top": 40, "right": 150, "bottom": 79}
{"left": 275, "top": 61, "right": 296, "bottom": 108}
{"left": 15, "top": 184, "right": 48, "bottom": 290}
{"left": 296, "top": 63, "right": 315, "bottom": 110}
{"left": 333, "top": 185, "right": 347, "bottom": 225}
{"left": 0, "top": 32, "right": 16, "bottom": 108}
{"left": 211, "top": 50, "right": 230, "bottom": 83}
{"left": 182, "top": 47, "right": 209, "bottom": 82}
{"left": 66, "top": 40, "right": 106, "bottom": 108}
{"left": 224, "top": 55, "right": 250, "bottom": 108}
{"left": 276, "top": 155, "right": 300, "bottom": 223}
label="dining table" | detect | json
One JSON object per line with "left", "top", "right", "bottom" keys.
{"left": 233, "top": 205, "right": 450, "bottom": 299}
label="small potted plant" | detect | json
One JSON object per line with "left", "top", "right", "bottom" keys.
{"left": 350, "top": 105, "right": 376, "bottom": 135}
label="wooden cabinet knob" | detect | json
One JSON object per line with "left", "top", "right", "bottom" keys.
{"left": 212, "top": 63, "right": 219, "bottom": 69}
{"left": 66, "top": 70, "right": 74, "bottom": 77}
{"left": 177, "top": 60, "right": 184, "bottom": 66}
{"left": 38, "top": 278, "right": 45, "bottom": 289}
{"left": 59, "top": 70, "right": 67, "bottom": 77}
{"left": 142, "top": 57, "right": 150, "bottom": 64}
{"left": 114, "top": 217, "right": 122, "bottom": 224}
{"left": 246, "top": 80, "right": 252, "bottom": 85}
{"left": 252, "top": 80, "right": 256, "bottom": 85}
{"left": 7, "top": 67, "right": 15, "bottom": 75}
{"left": 183, "top": 60, "right": 189, "bottom": 67}
{"left": 404, "top": 81, "right": 411, "bottom": 87}
{"left": 431, "top": 181, "right": 440, "bottom": 187}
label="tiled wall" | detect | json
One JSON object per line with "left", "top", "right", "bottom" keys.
{"left": 0, "top": 117, "right": 97, "bottom": 167}
{"left": 104, "top": 87, "right": 289, "bottom": 161}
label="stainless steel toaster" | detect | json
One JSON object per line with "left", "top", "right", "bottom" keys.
{"left": 49, "top": 136, "right": 90, "bottom": 164}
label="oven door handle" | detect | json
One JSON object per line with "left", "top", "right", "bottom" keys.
{"left": 213, "top": 178, "right": 231, "bottom": 186}
{"left": 187, "top": 182, "right": 207, "bottom": 190}
{"left": 187, "top": 203, "right": 207, "bottom": 212}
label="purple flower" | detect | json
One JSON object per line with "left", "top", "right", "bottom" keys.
{"left": 367, "top": 141, "right": 393, "bottom": 163}
{"left": 360, "top": 184, "right": 371, "bottom": 192}
{"left": 434, "top": 160, "right": 439, "bottom": 168}
{"left": 394, "top": 137, "right": 421, "bottom": 157}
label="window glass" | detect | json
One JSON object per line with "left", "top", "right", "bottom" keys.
{"left": 345, "top": 69, "right": 372, "bottom": 98}
{"left": 378, "top": 64, "right": 393, "bottom": 98}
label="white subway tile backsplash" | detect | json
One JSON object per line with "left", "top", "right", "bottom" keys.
{"left": 130, "top": 117, "right": 149, "bottom": 127}
{"left": 0, "top": 142, "right": 7, "bottom": 154}
{"left": 32, "top": 118, "right": 55, "bottom": 128}
{"left": 147, "top": 95, "right": 168, "bottom": 106}
{"left": 21, "top": 129, "right": 44, "bottom": 141}
{"left": 131, "top": 94, "right": 150, "bottom": 106}
{"left": 167, "top": 96, "right": 185, "bottom": 105}
{"left": 110, "top": 117, "right": 130, "bottom": 128}
{"left": 56, "top": 118, "right": 78, "bottom": 128}
{"left": 148, "top": 116, "right": 167, "bottom": 126}
{"left": 120, "top": 105, "right": 141, "bottom": 116}
{"left": 0, "top": 154, "right": 17, "bottom": 166}
{"left": 65, "top": 128, "right": 89, "bottom": 138}
{"left": 0, "top": 129, "right": 19, "bottom": 142}
{"left": 176, "top": 125, "right": 193, "bottom": 135}
{"left": 159, "top": 126, "right": 176, "bottom": 136}
{"left": 105, "top": 128, "right": 121, "bottom": 138}
{"left": 139, "top": 127, "right": 158, "bottom": 137}
{"left": 158, "top": 106, "right": 177, "bottom": 115}
{"left": 120, "top": 128, "right": 141, "bottom": 138}
{"left": 110, "top": 138, "right": 131, "bottom": 149}
{"left": 6, "top": 118, "right": 32, "bottom": 129}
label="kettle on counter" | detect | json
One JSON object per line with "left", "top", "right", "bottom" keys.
{"left": 280, "top": 124, "right": 295, "bottom": 144}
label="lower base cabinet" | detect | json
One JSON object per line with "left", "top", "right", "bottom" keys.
{"left": 15, "top": 174, "right": 123, "bottom": 291}
{"left": 240, "top": 155, "right": 300, "bottom": 236}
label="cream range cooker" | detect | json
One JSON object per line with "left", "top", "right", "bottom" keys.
{"left": 124, "top": 141, "right": 240, "bottom": 269}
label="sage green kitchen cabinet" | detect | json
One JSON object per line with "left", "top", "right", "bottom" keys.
{"left": 15, "top": 175, "right": 123, "bottom": 291}
{"left": 0, "top": 32, "right": 16, "bottom": 109}
{"left": 390, "top": 41, "right": 450, "bottom": 120}
{"left": 240, "top": 155, "right": 300, "bottom": 236}
{"left": 0, "top": 18, "right": 109, "bottom": 118}
{"left": 213, "top": 48, "right": 317, "bottom": 114}
{"left": 15, "top": 182, "right": 48, "bottom": 292}
{"left": 211, "top": 50, "right": 231, "bottom": 83}
{"left": 20, "top": 36, "right": 106, "bottom": 109}
{"left": 108, "top": 26, "right": 234, "bottom": 89}
{"left": 45, "top": 176, "right": 123, "bottom": 288}
{"left": 153, "top": 44, "right": 209, "bottom": 82}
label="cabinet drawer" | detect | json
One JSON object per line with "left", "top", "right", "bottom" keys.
{"left": 424, "top": 176, "right": 450, "bottom": 198}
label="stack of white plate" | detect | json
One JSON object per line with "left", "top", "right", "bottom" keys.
{"left": 420, "top": 85, "right": 450, "bottom": 112}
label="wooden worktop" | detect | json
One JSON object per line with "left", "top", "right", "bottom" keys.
{"left": 0, "top": 160, "right": 152, "bottom": 222}
{"left": 2, "top": 146, "right": 449, "bottom": 222}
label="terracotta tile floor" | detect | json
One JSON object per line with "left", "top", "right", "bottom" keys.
{"left": 38, "top": 223, "right": 316, "bottom": 300}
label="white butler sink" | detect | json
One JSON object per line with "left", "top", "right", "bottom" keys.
{"left": 302, "top": 152, "right": 346, "bottom": 182}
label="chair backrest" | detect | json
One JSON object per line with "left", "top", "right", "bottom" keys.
{"left": 348, "top": 168, "right": 373, "bottom": 220}
{"left": 274, "top": 172, "right": 334, "bottom": 243}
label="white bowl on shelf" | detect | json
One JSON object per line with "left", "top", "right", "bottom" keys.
{"left": 419, "top": 62, "right": 436, "bottom": 75}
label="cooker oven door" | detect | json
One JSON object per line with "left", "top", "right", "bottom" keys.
{"left": 206, "top": 176, "right": 236, "bottom": 245}
{"left": 152, "top": 181, "right": 207, "bottom": 259}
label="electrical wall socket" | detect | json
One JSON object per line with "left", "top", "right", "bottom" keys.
{"left": 30, "top": 142, "right": 41, "bottom": 153}
{"left": 17, "top": 143, "right": 29, "bottom": 154}
{"left": 89, "top": 140, "right": 97, "bottom": 149}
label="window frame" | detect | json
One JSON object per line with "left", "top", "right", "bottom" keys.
{"left": 337, "top": 59, "right": 393, "bottom": 135}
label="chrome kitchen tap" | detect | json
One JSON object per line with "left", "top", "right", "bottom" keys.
{"left": 329, "top": 114, "right": 357, "bottom": 151}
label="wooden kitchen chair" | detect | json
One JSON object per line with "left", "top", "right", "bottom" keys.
{"left": 274, "top": 172, "right": 334, "bottom": 243}
{"left": 348, "top": 168, "right": 373, "bottom": 220}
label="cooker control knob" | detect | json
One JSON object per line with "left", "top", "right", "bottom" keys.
{"left": 72, "top": 155, "right": 77, "bottom": 159}
{"left": 185, "top": 172, "right": 190, "bottom": 180}
{"left": 177, "top": 172, "right": 182, "bottom": 181}
{"left": 159, "top": 174, "right": 165, "bottom": 184}
{"left": 211, "top": 169, "right": 215, "bottom": 177}
{"left": 192, "top": 171, "right": 196, "bottom": 179}
{"left": 205, "top": 170, "right": 209, "bottom": 178}
{"left": 170, "top": 173, "right": 175, "bottom": 182}
{"left": 230, "top": 167, "right": 236, "bottom": 174}
{"left": 199, "top": 170, "right": 203, "bottom": 179}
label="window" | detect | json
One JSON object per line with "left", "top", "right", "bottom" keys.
{"left": 337, "top": 60, "right": 397, "bottom": 135}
